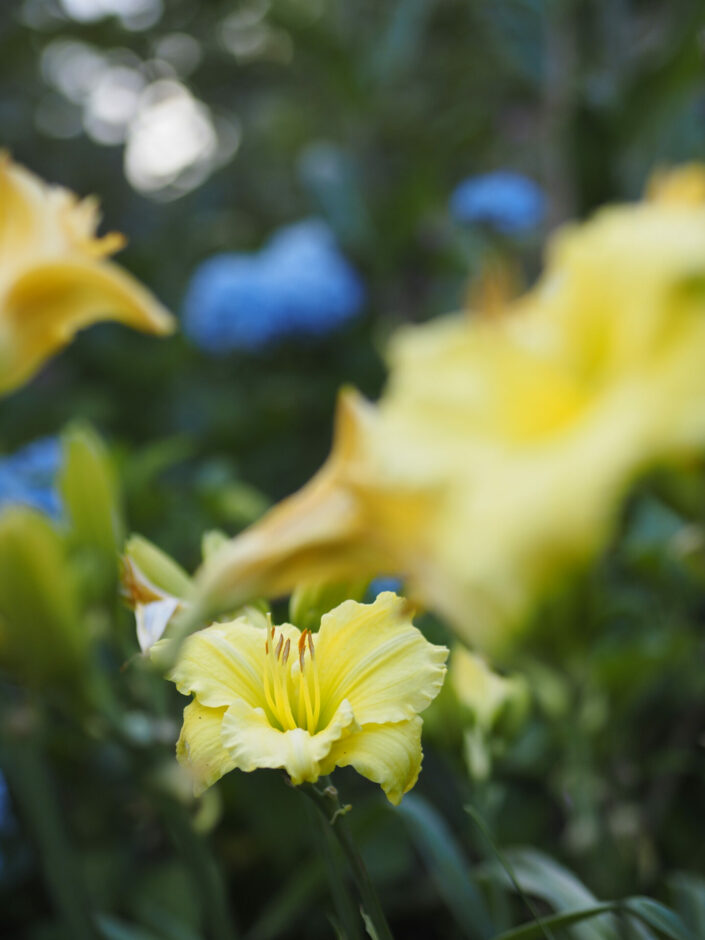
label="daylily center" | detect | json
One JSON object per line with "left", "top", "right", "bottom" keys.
{"left": 263, "top": 623, "right": 322, "bottom": 734}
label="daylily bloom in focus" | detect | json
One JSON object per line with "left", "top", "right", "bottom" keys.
{"left": 190, "top": 165, "right": 705, "bottom": 654}
{"left": 169, "top": 592, "right": 447, "bottom": 803}
{"left": 0, "top": 155, "right": 173, "bottom": 395}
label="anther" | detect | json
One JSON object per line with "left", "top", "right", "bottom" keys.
{"left": 275, "top": 634, "right": 284, "bottom": 661}
{"left": 307, "top": 632, "right": 315, "bottom": 659}
{"left": 282, "top": 638, "right": 291, "bottom": 665}
{"left": 298, "top": 630, "right": 307, "bottom": 671}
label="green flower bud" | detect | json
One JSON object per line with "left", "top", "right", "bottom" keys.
{"left": 0, "top": 507, "right": 86, "bottom": 683}
{"left": 59, "top": 424, "right": 123, "bottom": 590}
{"left": 125, "top": 534, "right": 192, "bottom": 600}
{"left": 289, "top": 578, "right": 369, "bottom": 632}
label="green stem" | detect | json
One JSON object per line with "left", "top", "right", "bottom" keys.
{"left": 301, "top": 779, "right": 394, "bottom": 940}
{"left": 309, "top": 802, "right": 364, "bottom": 940}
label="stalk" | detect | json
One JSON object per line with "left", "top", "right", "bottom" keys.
{"left": 301, "top": 779, "right": 394, "bottom": 940}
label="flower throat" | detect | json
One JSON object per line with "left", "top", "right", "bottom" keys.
{"left": 263, "top": 622, "right": 321, "bottom": 733}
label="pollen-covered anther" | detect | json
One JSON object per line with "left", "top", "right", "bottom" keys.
{"left": 297, "top": 630, "right": 307, "bottom": 671}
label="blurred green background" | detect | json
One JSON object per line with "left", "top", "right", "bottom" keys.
{"left": 1, "top": 1, "right": 705, "bottom": 938}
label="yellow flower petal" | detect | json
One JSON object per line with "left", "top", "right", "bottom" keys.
{"left": 647, "top": 164, "right": 705, "bottom": 206}
{"left": 220, "top": 697, "right": 358, "bottom": 785}
{"left": 0, "top": 155, "right": 174, "bottom": 395}
{"left": 321, "top": 718, "right": 423, "bottom": 806}
{"left": 168, "top": 597, "right": 446, "bottom": 797}
{"left": 315, "top": 592, "right": 448, "bottom": 727}
{"left": 193, "top": 390, "right": 388, "bottom": 616}
{"left": 0, "top": 156, "right": 47, "bottom": 267}
{"left": 1, "top": 260, "right": 173, "bottom": 394}
{"left": 189, "top": 165, "right": 705, "bottom": 653}
{"left": 168, "top": 617, "right": 268, "bottom": 710}
{"left": 177, "top": 699, "right": 236, "bottom": 795}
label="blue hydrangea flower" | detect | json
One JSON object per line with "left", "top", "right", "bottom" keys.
{"left": 0, "top": 772, "right": 9, "bottom": 829}
{"left": 450, "top": 171, "right": 545, "bottom": 234}
{"left": 0, "top": 436, "right": 62, "bottom": 519}
{"left": 367, "top": 576, "right": 404, "bottom": 600}
{"left": 183, "top": 220, "right": 365, "bottom": 353}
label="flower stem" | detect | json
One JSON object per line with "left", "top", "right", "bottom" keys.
{"left": 301, "top": 778, "right": 394, "bottom": 940}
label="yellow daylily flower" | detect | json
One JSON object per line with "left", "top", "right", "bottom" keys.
{"left": 0, "top": 154, "right": 174, "bottom": 395}
{"left": 192, "top": 165, "right": 705, "bottom": 652}
{"left": 169, "top": 592, "right": 448, "bottom": 804}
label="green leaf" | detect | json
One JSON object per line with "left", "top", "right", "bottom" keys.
{"left": 670, "top": 872, "right": 705, "bottom": 935}
{"left": 624, "top": 897, "right": 696, "bottom": 940}
{"left": 491, "top": 904, "right": 619, "bottom": 940}
{"left": 490, "top": 897, "right": 696, "bottom": 940}
{"left": 477, "top": 847, "right": 618, "bottom": 940}
{"left": 96, "top": 914, "right": 164, "bottom": 940}
{"left": 398, "top": 794, "right": 493, "bottom": 940}
{"left": 361, "top": 909, "right": 381, "bottom": 940}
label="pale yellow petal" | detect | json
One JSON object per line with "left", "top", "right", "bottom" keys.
{"left": 647, "top": 164, "right": 705, "bottom": 206}
{"left": 220, "top": 697, "right": 358, "bottom": 785}
{"left": 315, "top": 592, "right": 448, "bottom": 728}
{"left": 192, "top": 390, "right": 390, "bottom": 619}
{"left": 168, "top": 617, "right": 267, "bottom": 710}
{"left": 322, "top": 717, "right": 423, "bottom": 805}
{"left": 176, "top": 699, "right": 235, "bottom": 795}
{"left": 0, "top": 155, "right": 48, "bottom": 266}
{"left": 1, "top": 260, "right": 174, "bottom": 394}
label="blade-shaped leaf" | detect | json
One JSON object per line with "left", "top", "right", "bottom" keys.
{"left": 399, "top": 794, "right": 493, "bottom": 940}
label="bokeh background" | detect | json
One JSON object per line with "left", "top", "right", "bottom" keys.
{"left": 1, "top": 1, "right": 705, "bottom": 937}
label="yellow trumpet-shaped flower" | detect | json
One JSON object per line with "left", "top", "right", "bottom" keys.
{"left": 169, "top": 592, "right": 448, "bottom": 803}
{"left": 0, "top": 155, "right": 174, "bottom": 395}
{"left": 192, "top": 165, "right": 705, "bottom": 652}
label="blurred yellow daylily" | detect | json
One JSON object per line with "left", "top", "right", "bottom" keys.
{"left": 191, "top": 165, "right": 705, "bottom": 653}
{"left": 169, "top": 592, "right": 448, "bottom": 803}
{"left": 0, "top": 154, "right": 174, "bottom": 395}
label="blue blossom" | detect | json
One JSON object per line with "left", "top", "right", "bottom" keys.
{"left": 183, "top": 220, "right": 365, "bottom": 353}
{"left": 0, "top": 436, "right": 62, "bottom": 519}
{"left": 367, "top": 576, "right": 404, "bottom": 599}
{"left": 450, "top": 171, "right": 545, "bottom": 234}
{"left": 0, "top": 770, "right": 14, "bottom": 878}
{"left": 0, "top": 772, "right": 9, "bottom": 829}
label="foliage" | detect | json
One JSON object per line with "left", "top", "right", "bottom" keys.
{"left": 1, "top": 1, "right": 705, "bottom": 938}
